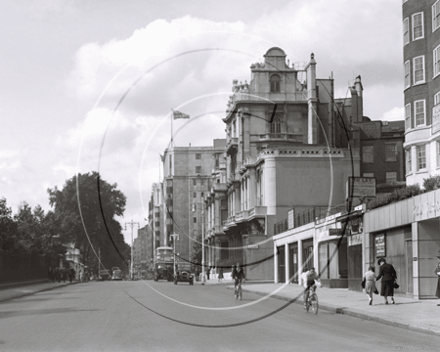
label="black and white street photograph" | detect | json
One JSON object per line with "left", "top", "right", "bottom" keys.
{"left": 1, "top": 1, "right": 440, "bottom": 351}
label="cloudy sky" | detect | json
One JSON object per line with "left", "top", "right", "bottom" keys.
{"left": 0, "top": 0, "right": 404, "bottom": 245}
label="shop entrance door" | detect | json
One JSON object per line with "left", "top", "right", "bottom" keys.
{"left": 277, "top": 245, "right": 285, "bottom": 283}
{"left": 289, "top": 243, "right": 298, "bottom": 283}
{"left": 302, "top": 239, "right": 314, "bottom": 270}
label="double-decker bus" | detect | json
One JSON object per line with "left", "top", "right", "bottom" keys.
{"left": 153, "top": 246, "right": 174, "bottom": 281}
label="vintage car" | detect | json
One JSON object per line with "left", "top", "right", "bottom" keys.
{"left": 99, "top": 269, "right": 111, "bottom": 281}
{"left": 173, "top": 263, "right": 194, "bottom": 285}
{"left": 111, "top": 267, "right": 122, "bottom": 280}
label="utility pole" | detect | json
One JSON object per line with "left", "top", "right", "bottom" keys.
{"left": 170, "top": 233, "right": 179, "bottom": 276}
{"left": 201, "top": 208, "right": 205, "bottom": 285}
{"left": 125, "top": 220, "right": 140, "bottom": 280}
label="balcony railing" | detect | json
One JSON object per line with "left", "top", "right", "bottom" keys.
{"left": 273, "top": 205, "right": 347, "bottom": 235}
{"left": 259, "top": 133, "right": 302, "bottom": 141}
{"left": 248, "top": 206, "right": 267, "bottom": 218}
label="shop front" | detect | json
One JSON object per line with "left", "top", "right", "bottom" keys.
{"left": 364, "top": 188, "right": 440, "bottom": 299}
{"left": 315, "top": 212, "right": 348, "bottom": 288}
{"left": 273, "top": 222, "right": 315, "bottom": 284}
{"left": 335, "top": 205, "right": 365, "bottom": 291}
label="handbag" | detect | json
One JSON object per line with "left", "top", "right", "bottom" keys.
{"left": 374, "top": 288, "right": 379, "bottom": 294}
{"left": 393, "top": 281, "right": 399, "bottom": 289}
{"left": 361, "top": 278, "right": 365, "bottom": 289}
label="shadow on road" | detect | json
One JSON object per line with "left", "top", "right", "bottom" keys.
{"left": 0, "top": 307, "right": 100, "bottom": 319}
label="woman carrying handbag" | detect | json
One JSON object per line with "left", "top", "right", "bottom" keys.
{"left": 376, "top": 258, "right": 397, "bottom": 305}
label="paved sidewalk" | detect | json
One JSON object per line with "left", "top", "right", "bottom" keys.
{"left": 0, "top": 280, "right": 78, "bottom": 303}
{"left": 199, "top": 278, "right": 440, "bottom": 336}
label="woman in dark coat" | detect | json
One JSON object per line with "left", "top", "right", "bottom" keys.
{"left": 376, "top": 258, "right": 397, "bottom": 304}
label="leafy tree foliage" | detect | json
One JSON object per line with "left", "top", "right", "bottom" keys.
{"left": 0, "top": 198, "right": 19, "bottom": 252}
{"left": 14, "top": 202, "right": 60, "bottom": 255}
{"left": 48, "top": 172, "right": 130, "bottom": 273}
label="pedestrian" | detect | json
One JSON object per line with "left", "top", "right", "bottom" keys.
{"left": 376, "top": 258, "right": 397, "bottom": 305}
{"left": 218, "top": 267, "right": 224, "bottom": 283}
{"left": 435, "top": 252, "right": 440, "bottom": 305}
{"left": 363, "top": 266, "right": 377, "bottom": 305}
{"left": 54, "top": 267, "right": 60, "bottom": 283}
{"left": 206, "top": 267, "right": 211, "bottom": 280}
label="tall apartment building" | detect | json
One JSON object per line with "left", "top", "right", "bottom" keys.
{"left": 162, "top": 140, "right": 226, "bottom": 266}
{"left": 403, "top": 0, "right": 440, "bottom": 185}
{"left": 133, "top": 225, "right": 153, "bottom": 276}
{"left": 222, "top": 47, "right": 360, "bottom": 280}
{"left": 149, "top": 182, "right": 164, "bottom": 249}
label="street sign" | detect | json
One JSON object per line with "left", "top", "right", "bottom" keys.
{"left": 346, "top": 177, "right": 376, "bottom": 199}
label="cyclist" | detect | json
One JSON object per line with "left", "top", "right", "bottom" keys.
{"left": 232, "top": 263, "right": 245, "bottom": 298}
{"left": 301, "top": 267, "right": 320, "bottom": 309}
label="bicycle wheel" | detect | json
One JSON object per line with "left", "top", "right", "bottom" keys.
{"left": 239, "top": 286, "right": 242, "bottom": 300}
{"left": 311, "top": 294, "right": 318, "bottom": 314}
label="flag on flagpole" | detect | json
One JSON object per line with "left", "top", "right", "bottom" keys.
{"left": 172, "top": 110, "right": 190, "bottom": 119}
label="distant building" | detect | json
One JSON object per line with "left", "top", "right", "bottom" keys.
{"left": 161, "top": 140, "right": 226, "bottom": 266}
{"left": 149, "top": 182, "right": 164, "bottom": 249}
{"left": 133, "top": 225, "right": 153, "bottom": 276}
{"left": 403, "top": 0, "right": 440, "bottom": 185}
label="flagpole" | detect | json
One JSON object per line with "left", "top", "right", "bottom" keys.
{"left": 170, "top": 109, "right": 173, "bottom": 148}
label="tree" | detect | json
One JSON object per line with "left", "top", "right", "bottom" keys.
{"left": 0, "top": 198, "right": 19, "bottom": 252}
{"left": 15, "top": 202, "right": 60, "bottom": 255}
{"left": 48, "top": 172, "right": 130, "bottom": 272}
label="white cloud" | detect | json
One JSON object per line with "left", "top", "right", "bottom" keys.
{"left": 382, "top": 106, "right": 405, "bottom": 122}
{"left": 61, "top": 3, "right": 406, "bottom": 243}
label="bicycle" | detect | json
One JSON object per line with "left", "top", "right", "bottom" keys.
{"left": 234, "top": 279, "right": 243, "bottom": 300}
{"left": 305, "top": 288, "right": 319, "bottom": 314}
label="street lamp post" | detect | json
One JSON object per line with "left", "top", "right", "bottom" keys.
{"left": 125, "top": 220, "right": 139, "bottom": 280}
{"left": 201, "top": 208, "right": 205, "bottom": 284}
{"left": 170, "top": 233, "right": 179, "bottom": 276}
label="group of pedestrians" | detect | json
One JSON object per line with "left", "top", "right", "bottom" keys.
{"left": 48, "top": 267, "right": 76, "bottom": 283}
{"left": 362, "top": 258, "right": 396, "bottom": 306}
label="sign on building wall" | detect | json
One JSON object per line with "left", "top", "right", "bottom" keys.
{"left": 432, "top": 104, "right": 440, "bottom": 134}
{"left": 348, "top": 233, "right": 362, "bottom": 246}
{"left": 346, "top": 177, "right": 376, "bottom": 199}
{"left": 375, "top": 233, "right": 386, "bottom": 258}
{"left": 287, "top": 208, "right": 295, "bottom": 229}
{"left": 329, "top": 228, "right": 342, "bottom": 236}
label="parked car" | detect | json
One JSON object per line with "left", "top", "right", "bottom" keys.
{"left": 99, "top": 269, "right": 111, "bottom": 281}
{"left": 111, "top": 267, "right": 122, "bottom": 280}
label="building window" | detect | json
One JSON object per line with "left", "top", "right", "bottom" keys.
{"left": 403, "top": 18, "right": 409, "bottom": 45}
{"left": 193, "top": 217, "right": 197, "bottom": 223}
{"left": 413, "top": 56, "right": 425, "bottom": 85}
{"left": 363, "top": 173, "right": 374, "bottom": 178}
{"left": 385, "top": 144, "right": 397, "bottom": 161}
{"left": 433, "top": 1, "right": 440, "bottom": 32}
{"left": 412, "top": 12, "right": 424, "bottom": 40}
{"left": 406, "top": 149, "right": 412, "bottom": 174}
{"left": 195, "top": 153, "right": 201, "bottom": 160}
{"left": 404, "top": 61, "right": 410, "bottom": 88}
{"left": 193, "top": 192, "right": 197, "bottom": 198}
{"left": 434, "top": 44, "right": 440, "bottom": 78}
{"left": 270, "top": 74, "right": 281, "bottom": 92}
{"left": 362, "top": 146, "right": 374, "bottom": 163}
{"left": 405, "top": 104, "right": 412, "bottom": 130}
{"left": 201, "top": 192, "right": 204, "bottom": 197}
{"left": 437, "top": 141, "right": 440, "bottom": 168}
{"left": 193, "top": 179, "right": 197, "bottom": 186}
{"left": 414, "top": 100, "right": 426, "bottom": 126}
{"left": 435, "top": 91, "right": 440, "bottom": 106}
{"left": 417, "top": 145, "right": 426, "bottom": 170}
{"left": 195, "top": 166, "right": 201, "bottom": 174}
{"left": 386, "top": 172, "right": 397, "bottom": 183}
